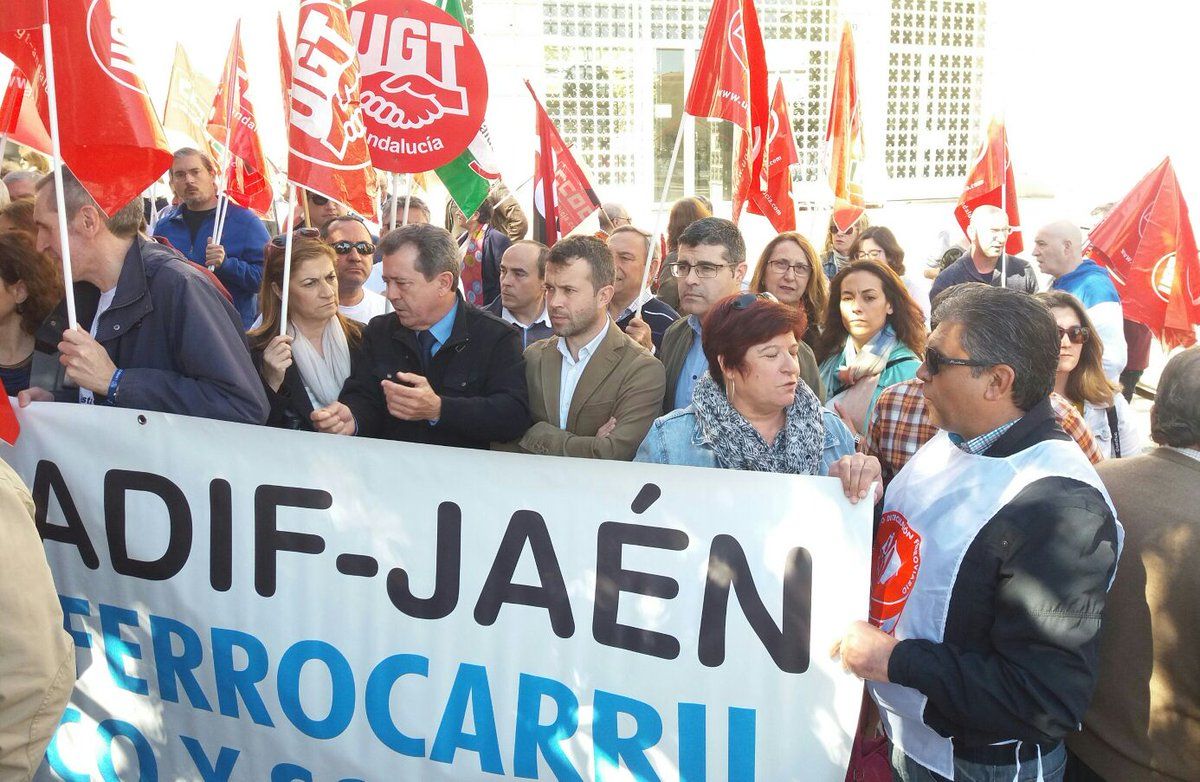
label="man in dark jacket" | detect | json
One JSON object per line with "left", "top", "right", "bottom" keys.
{"left": 833, "top": 285, "right": 1121, "bottom": 782}
{"left": 21, "top": 168, "right": 268, "bottom": 425}
{"left": 929, "top": 204, "right": 1038, "bottom": 300}
{"left": 155, "top": 148, "right": 269, "bottom": 328}
{"left": 607, "top": 225, "right": 678, "bottom": 353}
{"left": 312, "top": 223, "right": 530, "bottom": 449}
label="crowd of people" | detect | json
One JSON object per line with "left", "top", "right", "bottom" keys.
{"left": 0, "top": 149, "right": 1196, "bottom": 782}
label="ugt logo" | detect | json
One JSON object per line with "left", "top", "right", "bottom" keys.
{"left": 291, "top": 2, "right": 368, "bottom": 162}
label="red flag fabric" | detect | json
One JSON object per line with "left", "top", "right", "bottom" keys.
{"left": 208, "top": 22, "right": 273, "bottom": 216}
{"left": 826, "top": 22, "right": 864, "bottom": 207}
{"left": 684, "top": 0, "right": 768, "bottom": 223}
{"left": 747, "top": 78, "right": 799, "bottom": 232}
{"left": 277, "top": 12, "right": 293, "bottom": 117}
{"left": 526, "top": 81, "right": 599, "bottom": 247}
{"left": 0, "top": 1, "right": 171, "bottom": 216}
{"left": 0, "top": 66, "right": 50, "bottom": 154}
{"left": 287, "top": 1, "right": 376, "bottom": 217}
{"left": 1085, "top": 158, "right": 1200, "bottom": 348}
{"left": 0, "top": 377, "right": 17, "bottom": 446}
{"left": 0, "top": 1, "right": 44, "bottom": 33}
{"left": 955, "top": 117, "right": 1022, "bottom": 254}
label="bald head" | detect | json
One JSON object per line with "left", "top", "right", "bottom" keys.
{"left": 1032, "top": 219, "right": 1083, "bottom": 278}
{"left": 968, "top": 205, "right": 1011, "bottom": 260}
{"left": 598, "top": 202, "right": 631, "bottom": 233}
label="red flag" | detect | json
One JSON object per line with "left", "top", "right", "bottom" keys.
{"left": 0, "top": 66, "right": 50, "bottom": 154}
{"left": 277, "top": 12, "right": 292, "bottom": 117}
{"left": 684, "top": 0, "right": 768, "bottom": 223}
{"left": 955, "top": 117, "right": 1022, "bottom": 254}
{"left": 1085, "top": 158, "right": 1200, "bottom": 348}
{"left": 0, "top": 1, "right": 171, "bottom": 216}
{"left": 826, "top": 22, "right": 864, "bottom": 207}
{"left": 526, "top": 81, "right": 599, "bottom": 247}
{"left": 747, "top": 78, "right": 799, "bottom": 232}
{"left": 287, "top": 1, "right": 376, "bottom": 216}
{"left": 0, "top": 1, "right": 43, "bottom": 33}
{"left": 208, "top": 22, "right": 273, "bottom": 216}
{"left": 0, "top": 377, "right": 17, "bottom": 446}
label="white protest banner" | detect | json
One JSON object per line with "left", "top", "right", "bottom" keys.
{"left": 3, "top": 404, "right": 871, "bottom": 781}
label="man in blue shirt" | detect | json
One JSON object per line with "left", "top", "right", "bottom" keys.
{"left": 1033, "top": 220, "right": 1126, "bottom": 379}
{"left": 155, "top": 148, "right": 269, "bottom": 329}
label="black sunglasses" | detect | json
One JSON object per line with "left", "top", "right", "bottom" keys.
{"left": 923, "top": 346, "right": 993, "bottom": 376}
{"left": 331, "top": 240, "right": 376, "bottom": 256}
{"left": 731, "top": 292, "right": 777, "bottom": 310}
{"left": 1057, "top": 325, "right": 1090, "bottom": 345}
{"left": 309, "top": 194, "right": 330, "bottom": 206}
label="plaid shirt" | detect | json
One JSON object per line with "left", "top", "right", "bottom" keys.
{"left": 865, "top": 379, "right": 1105, "bottom": 482}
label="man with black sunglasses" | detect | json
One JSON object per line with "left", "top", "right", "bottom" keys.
{"left": 833, "top": 285, "right": 1121, "bottom": 782}
{"left": 322, "top": 216, "right": 392, "bottom": 324}
{"left": 303, "top": 189, "right": 345, "bottom": 229}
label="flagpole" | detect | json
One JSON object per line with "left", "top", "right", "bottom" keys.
{"left": 279, "top": 182, "right": 295, "bottom": 338}
{"left": 388, "top": 172, "right": 399, "bottom": 231}
{"left": 402, "top": 174, "right": 412, "bottom": 226}
{"left": 1000, "top": 126, "right": 1008, "bottom": 289}
{"left": 637, "top": 113, "right": 688, "bottom": 318}
{"left": 41, "top": 21, "right": 78, "bottom": 330}
{"left": 213, "top": 22, "right": 242, "bottom": 247}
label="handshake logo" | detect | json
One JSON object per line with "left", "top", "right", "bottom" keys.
{"left": 351, "top": 14, "right": 471, "bottom": 131}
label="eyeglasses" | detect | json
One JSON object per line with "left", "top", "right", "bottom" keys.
{"left": 923, "top": 346, "right": 994, "bottom": 376}
{"left": 331, "top": 240, "right": 376, "bottom": 256}
{"left": 266, "top": 228, "right": 321, "bottom": 260}
{"left": 1057, "top": 325, "right": 1090, "bottom": 344}
{"left": 669, "top": 261, "right": 733, "bottom": 279}
{"left": 856, "top": 249, "right": 885, "bottom": 261}
{"left": 731, "top": 292, "right": 777, "bottom": 310}
{"left": 766, "top": 259, "right": 812, "bottom": 276}
{"left": 308, "top": 194, "right": 330, "bottom": 206}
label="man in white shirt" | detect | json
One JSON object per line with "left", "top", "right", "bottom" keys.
{"left": 507, "top": 235, "right": 664, "bottom": 460}
{"left": 324, "top": 215, "right": 392, "bottom": 324}
{"left": 485, "top": 240, "right": 553, "bottom": 348}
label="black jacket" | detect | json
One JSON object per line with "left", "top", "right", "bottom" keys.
{"left": 251, "top": 337, "right": 363, "bottom": 431}
{"left": 929, "top": 251, "right": 1039, "bottom": 301}
{"left": 36, "top": 238, "right": 268, "bottom": 425}
{"left": 615, "top": 295, "right": 679, "bottom": 354}
{"left": 887, "top": 398, "right": 1121, "bottom": 753}
{"left": 339, "top": 298, "right": 531, "bottom": 449}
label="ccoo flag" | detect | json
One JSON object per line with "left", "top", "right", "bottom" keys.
{"left": 685, "top": 0, "right": 768, "bottom": 223}
{"left": 208, "top": 21, "right": 273, "bottom": 216}
{"left": 1086, "top": 158, "right": 1200, "bottom": 348}
{"left": 747, "top": 78, "right": 800, "bottom": 233}
{"left": 527, "top": 80, "right": 599, "bottom": 247}
{"left": 955, "top": 117, "right": 1022, "bottom": 254}
{"left": 0, "top": 0, "right": 171, "bottom": 216}
{"left": 825, "top": 22, "right": 864, "bottom": 206}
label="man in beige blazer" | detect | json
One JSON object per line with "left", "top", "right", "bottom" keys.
{"left": 514, "top": 235, "right": 665, "bottom": 460}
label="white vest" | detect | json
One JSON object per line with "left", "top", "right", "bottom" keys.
{"left": 868, "top": 431, "right": 1121, "bottom": 778}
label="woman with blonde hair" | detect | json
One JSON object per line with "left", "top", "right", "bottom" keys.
{"left": 1037, "top": 291, "right": 1141, "bottom": 458}
{"left": 750, "top": 231, "right": 827, "bottom": 349}
{"left": 248, "top": 233, "right": 363, "bottom": 430}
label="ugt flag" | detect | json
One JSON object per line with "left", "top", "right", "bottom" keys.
{"left": 684, "top": 0, "right": 768, "bottom": 223}
{"left": 527, "top": 80, "right": 599, "bottom": 247}
{"left": 208, "top": 21, "right": 273, "bottom": 216}
{"left": 825, "top": 21, "right": 864, "bottom": 207}
{"left": 955, "top": 117, "right": 1022, "bottom": 254}
{"left": 0, "top": 64, "right": 51, "bottom": 155}
{"left": 1086, "top": 158, "right": 1200, "bottom": 348}
{"left": 0, "top": 0, "right": 171, "bottom": 216}
{"left": 747, "top": 78, "right": 800, "bottom": 233}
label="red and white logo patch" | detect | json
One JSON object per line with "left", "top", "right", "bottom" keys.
{"left": 870, "top": 510, "right": 922, "bottom": 635}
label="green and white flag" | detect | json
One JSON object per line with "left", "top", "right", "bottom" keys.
{"left": 434, "top": 0, "right": 499, "bottom": 217}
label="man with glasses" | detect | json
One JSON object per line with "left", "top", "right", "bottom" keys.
{"left": 302, "top": 189, "right": 346, "bottom": 229}
{"left": 833, "top": 284, "right": 1121, "bottom": 782}
{"left": 322, "top": 215, "right": 392, "bottom": 324}
{"left": 929, "top": 204, "right": 1038, "bottom": 300}
{"left": 658, "top": 217, "right": 821, "bottom": 413}
{"left": 864, "top": 285, "right": 1102, "bottom": 484}
{"left": 607, "top": 225, "right": 678, "bottom": 353}
{"left": 156, "top": 148, "right": 270, "bottom": 328}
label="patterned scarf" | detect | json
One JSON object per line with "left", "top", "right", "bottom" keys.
{"left": 461, "top": 224, "right": 487, "bottom": 306}
{"left": 836, "top": 324, "right": 898, "bottom": 389}
{"left": 691, "top": 372, "right": 826, "bottom": 475}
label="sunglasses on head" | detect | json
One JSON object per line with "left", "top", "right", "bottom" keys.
{"left": 923, "top": 346, "right": 993, "bottom": 376}
{"left": 1057, "top": 325, "right": 1090, "bottom": 344}
{"left": 731, "top": 291, "right": 777, "bottom": 310}
{"left": 331, "top": 240, "right": 376, "bottom": 256}
{"left": 265, "top": 228, "right": 321, "bottom": 261}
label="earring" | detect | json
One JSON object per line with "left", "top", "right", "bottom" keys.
{"left": 728, "top": 379, "right": 736, "bottom": 398}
